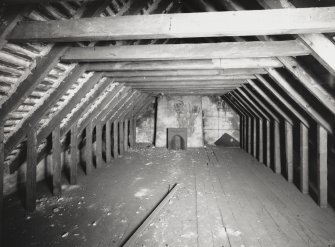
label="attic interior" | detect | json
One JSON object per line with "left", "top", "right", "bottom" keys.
{"left": 1, "top": 0, "right": 335, "bottom": 246}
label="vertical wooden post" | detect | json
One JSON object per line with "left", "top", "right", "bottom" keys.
{"left": 300, "top": 123, "right": 309, "bottom": 194}
{"left": 317, "top": 125, "right": 328, "bottom": 207}
{"left": 253, "top": 118, "right": 257, "bottom": 158}
{"left": 96, "top": 122, "right": 102, "bottom": 168}
{"left": 274, "top": 121, "right": 281, "bottom": 174}
{"left": 259, "top": 119, "right": 263, "bottom": 163}
{"left": 248, "top": 117, "right": 252, "bottom": 154}
{"left": 0, "top": 124, "right": 4, "bottom": 243}
{"left": 70, "top": 123, "right": 78, "bottom": 185}
{"left": 119, "top": 121, "right": 124, "bottom": 156}
{"left": 266, "top": 120, "right": 271, "bottom": 167}
{"left": 26, "top": 127, "right": 37, "bottom": 212}
{"left": 285, "top": 121, "right": 293, "bottom": 183}
{"left": 133, "top": 118, "right": 137, "bottom": 146}
{"left": 244, "top": 116, "right": 248, "bottom": 151}
{"left": 85, "top": 122, "right": 93, "bottom": 174}
{"left": 240, "top": 115, "right": 244, "bottom": 149}
{"left": 129, "top": 118, "right": 134, "bottom": 148}
{"left": 52, "top": 126, "right": 61, "bottom": 195}
{"left": 124, "top": 119, "right": 129, "bottom": 151}
{"left": 113, "top": 120, "right": 118, "bottom": 159}
{"left": 106, "top": 120, "right": 112, "bottom": 164}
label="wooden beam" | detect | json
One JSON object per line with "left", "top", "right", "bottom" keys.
{"left": 96, "top": 122, "right": 103, "bottom": 168}
{"left": 285, "top": 121, "right": 294, "bottom": 183}
{"left": 256, "top": 0, "right": 335, "bottom": 77}
{"left": 87, "top": 58, "right": 283, "bottom": 71}
{"left": 267, "top": 68, "right": 333, "bottom": 133}
{"left": 124, "top": 120, "right": 129, "bottom": 151}
{"left": 62, "top": 41, "right": 309, "bottom": 62}
{"left": 10, "top": 8, "right": 335, "bottom": 42}
{"left": 105, "top": 120, "right": 112, "bottom": 164}
{"left": 129, "top": 117, "right": 134, "bottom": 148}
{"left": 37, "top": 73, "right": 105, "bottom": 144}
{"left": 317, "top": 125, "right": 328, "bottom": 207}
{"left": 26, "top": 127, "right": 37, "bottom": 212}
{"left": 113, "top": 120, "right": 118, "bottom": 159}
{"left": 274, "top": 121, "right": 281, "bottom": 174}
{"left": 111, "top": 75, "right": 255, "bottom": 81}
{"left": 278, "top": 56, "right": 335, "bottom": 115}
{"left": 300, "top": 123, "right": 309, "bottom": 194}
{"left": 119, "top": 121, "right": 124, "bottom": 156}
{"left": 0, "top": 125, "right": 4, "bottom": 244}
{"left": 52, "top": 126, "right": 62, "bottom": 195}
{"left": 125, "top": 81, "right": 245, "bottom": 87}
{"left": 103, "top": 68, "right": 266, "bottom": 77}
{"left": 70, "top": 122, "right": 78, "bottom": 185}
{"left": 85, "top": 121, "right": 93, "bottom": 174}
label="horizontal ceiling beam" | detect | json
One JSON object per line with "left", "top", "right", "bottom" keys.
{"left": 102, "top": 68, "right": 267, "bottom": 77}
{"left": 9, "top": 7, "right": 335, "bottom": 42}
{"left": 123, "top": 81, "right": 245, "bottom": 86}
{"left": 130, "top": 85, "right": 239, "bottom": 89}
{"left": 86, "top": 58, "right": 283, "bottom": 71}
{"left": 111, "top": 75, "right": 254, "bottom": 82}
{"left": 62, "top": 40, "right": 309, "bottom": 62}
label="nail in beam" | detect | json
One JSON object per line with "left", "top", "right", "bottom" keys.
{"left": 52, "top": 126, "right": 62, "bottom": 195}
{"left": 106, "top": 120, "right": 112, "bottom": 164}
{"left": 113, "top": 121, "right": 119, "bottom": 159}
{"left": 85, "top": 121, "right": 93, "bottom": 174}
{"left": 26, "top": 127, "right": 37, "bottom": 212}
{"left": 317, "top": 125, "right": 328, "bottom": 207}
{"left": 70, "top": 123, "right": 78, "bottom": 185}
{"left": 300, "top": 123, "right": 309, "bottom": 194}
{"left": 96, "top": 122, "right": 103, "bottom": 168}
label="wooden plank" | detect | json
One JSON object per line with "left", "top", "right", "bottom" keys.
{"left": 106, "top": 120, "right": 112, "bottom": 164}
{"left": 129, "top": 117, "right": 134, "bottom": 148}
{"left": 70, "top": 122, "right": 78, "bottom": 185}
{"left": 103, "top": 68, "right": 266, "bottom": 77}
{"left": 87, "top": 58, "right": 283, "bottom": 71}
{"left": 10, "top": 8, "right": 335, "bottom": 42}
{"left": 52, "top": 126, "right": 62, "bottom": 195}
{"left": 317, "top": 125, "right": 328, "bottom": 207}
{"left": 0, "top": 46, "right": 68, "bottom": 124}
{"left": 26, "top": 127, "right": 37, "bottom": 212}
{"left": 96, "top": 122, "right": 103, "bottom": 168}
{"left": 267, "top": 68, "right": 333, "bottom": 133}
{"left": 110, "top": 75, "right": 255, "bottom": 81}
{"left": 85, "top": 121, "right": 93, "bottom": 174}
{"left": 285, "top": 121, "right": 293, "bottom": 183}
{"left": 0, "top": 125, "right": 4, "bottom": 244}
{"left": 300, "top": 123, "right": 309, "bottom": 194}
{"left": 122, "top": 184, "right": 179, "bottom": 247}
{"left": 259, "top": 119, "right": 263, "bottom": 163}
{"left": 132, "top": 118, "right": 136, "bottom": 146}
{"left": 266, "top": 120, "right": 271, "bottom": 167}
{"left": 4, "top": 65, "right": 87, "bottom": 159}
{"left": 113, "top": 120, "right": 118, "bottom": 159}
{"left": 119, "top": 121, "right": 124, "bottom": 156}
{"left": 62, "top": 41, "right": 309, "bottom": 62}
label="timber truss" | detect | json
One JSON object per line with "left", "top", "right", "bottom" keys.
{"left": 0, "top": 1, "right": 335, "bottom": 241}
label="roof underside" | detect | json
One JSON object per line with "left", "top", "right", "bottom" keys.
{"left": 0, "top": 0, "right": 334, "bottom": 174}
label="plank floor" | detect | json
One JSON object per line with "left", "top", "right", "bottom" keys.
{"left": 4, "top": 146, "right": 335, "bottom": 247}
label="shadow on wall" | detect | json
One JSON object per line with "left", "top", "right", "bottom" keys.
{"left": 214, "top": 133, "right": 240, "bottom": 147}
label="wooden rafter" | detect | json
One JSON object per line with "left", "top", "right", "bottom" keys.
{"left": 9, "top": 7, "right": 335, "bottom": 42}
{"left": 61, "top": 41, "right": 309, "bottom": 62}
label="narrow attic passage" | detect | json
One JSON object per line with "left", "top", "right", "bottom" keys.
{"left": 0, "top": 0, "right": 335, "bottom": 246}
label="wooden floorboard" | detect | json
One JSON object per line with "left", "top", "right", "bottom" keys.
{"left": 3, "top": 146, "right": 335, "bottom": 247}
